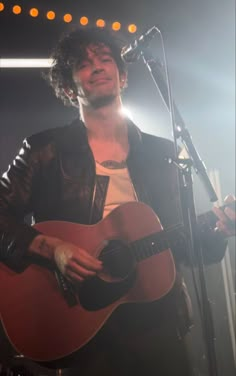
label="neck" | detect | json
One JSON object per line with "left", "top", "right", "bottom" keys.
{"left": 80, "top": 97, "right": 127, "bottom": 141}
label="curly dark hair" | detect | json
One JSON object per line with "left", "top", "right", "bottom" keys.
{"left": 47, "top": 27, "right": 127, "bottom": 107}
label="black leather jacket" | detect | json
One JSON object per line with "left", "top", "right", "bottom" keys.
{"left": 0, "top": 118, "right": 226, "bottom": 360}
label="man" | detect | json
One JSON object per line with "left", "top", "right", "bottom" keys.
{"left": 0, "top": 27, "right": 235, "bottom": 375}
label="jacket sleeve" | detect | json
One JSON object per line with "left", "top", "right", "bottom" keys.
{"left": 0, "top": 138, "right": 41, "bottom": 270}
{"left": 198, "top": 217, "right": 228, "bottom": 265}
{"left": 175, "top": 169, "right": 227, "bottom": 266}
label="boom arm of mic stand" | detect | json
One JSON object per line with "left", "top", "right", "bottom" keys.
{"left": 141, "top": 48, "right": 218, "bottom": 202}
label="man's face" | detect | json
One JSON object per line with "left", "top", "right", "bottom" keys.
{"left": 71, "top": 44, "right": 126, "bottom": 108}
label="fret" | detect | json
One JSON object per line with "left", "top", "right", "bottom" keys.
{"left": 138, "top": 240, "right": 147, "bottom": 259}
{"left": 122, "top": 201, "right": 236, "bottom": 264}
{"left": 143, "top": 238, "right": 153, "bottom": 258}
{"left": 130, "top": 231, "right": 169, "bottom": 262}
{"left": 131, "top": 241, "right": 144, "bottom": 262}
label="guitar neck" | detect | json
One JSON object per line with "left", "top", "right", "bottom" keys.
{"left": 129, "top": 224, "right": 185, "bottom": 262}
{"left": 129, "top": 201, "right": 235, "bottom": 263}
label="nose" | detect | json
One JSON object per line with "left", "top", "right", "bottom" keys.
{"left": 91, "top": 57, "right": 104, "bottom": 73}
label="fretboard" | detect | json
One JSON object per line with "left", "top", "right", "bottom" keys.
{"left": 129, "top": 224, "right": 185, "bottom": 262}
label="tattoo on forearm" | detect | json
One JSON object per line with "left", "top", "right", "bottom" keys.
{"left": 38, "top": 238, "right": 54, "bottom": 258}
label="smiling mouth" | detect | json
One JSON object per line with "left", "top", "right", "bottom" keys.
{"left": 91, "top": 78, "right": 110, "bottom": 84}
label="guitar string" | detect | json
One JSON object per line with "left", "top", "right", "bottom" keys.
{"left": 99, "top": 235, "right": 163, "bottom": 262}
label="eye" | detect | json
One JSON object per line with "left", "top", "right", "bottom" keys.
{"left": 78, "top": 62, "right": 89, "bottom": 69}
{"left": 102, "top": 57, "right": 112, "bottom": 63}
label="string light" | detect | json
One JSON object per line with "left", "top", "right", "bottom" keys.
{"left": 96, "top": 19, "right": 106, "bottom": 28}
{"left": 80, "top": 16, "right": 89, "bottom": 26}
{"left": 112, "top": 22, "right": 121, "bottom": 31}
{"left": 0, "top": 5, "right": 137, "bottom": 32}
{"left": 46, "top": 11, "right": 55, "bottom": 20}
{"left": 12, "top": 5, "right": 22, "bottom": 15}
{"left": 128, "top": 24, "right": 137, "bottom": 33}
{"left": 29, "top": 8, "right": 39, "bottom": 18}
{"left": 63, "top": 13, "right": 72, "bottom": 23}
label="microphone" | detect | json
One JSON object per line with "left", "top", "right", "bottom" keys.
{"left": 121, "top": 26, "right": 160, "bottom": 63}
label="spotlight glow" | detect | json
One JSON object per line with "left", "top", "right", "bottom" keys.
{"left": 121, "top": 107, "right": 134, "bottom": 120}
{"left": 0, "top": 2, "right": 4, "bottom": 12}
{"left": 0, "top": 59, "right": 53, "bottom": 68}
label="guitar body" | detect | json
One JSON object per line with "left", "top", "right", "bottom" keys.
{"left": 0, "top": 202, "right": 175, "bottom": 363}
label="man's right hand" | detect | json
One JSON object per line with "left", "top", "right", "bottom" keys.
{"left": 54, "top": 241, "right": 103, "bottom": 283}
{"left": 29, "top": 234, "right": 103, "bottom": 284}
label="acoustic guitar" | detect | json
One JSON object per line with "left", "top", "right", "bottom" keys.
{"left": 0, "top": 201, "right": 233, "bottom": 364}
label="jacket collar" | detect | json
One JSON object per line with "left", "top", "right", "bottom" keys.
{"left": 56, "top": 116, "right": 143, "bottom": 154}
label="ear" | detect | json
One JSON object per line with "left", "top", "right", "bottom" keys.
{"left": 64, "top": 88, "right": 78, "bottom": 102}
{"left": 120, "top": 72, "right": 128, "bottom": 89}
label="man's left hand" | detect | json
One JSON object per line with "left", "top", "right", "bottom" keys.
{"left": 212, "top": 194, "right": 236, "bottom": 237}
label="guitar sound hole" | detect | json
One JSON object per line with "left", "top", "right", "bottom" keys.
{"left": 79, "top": 240, "right": 136, "bottom": 311}
{"left": 99, "top": 239, "right": 134, "bottom": 281}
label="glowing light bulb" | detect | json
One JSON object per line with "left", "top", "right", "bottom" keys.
{"left": 29, "top": 8, "right": 39, "bottom": 18}
{"left": 13, "top": 5, "right": 22, "bottom": 15}
{"left": 96, "top": 19, "right": 106, "bottom": 28}
{"left": 128, "top": 24, "right": 137, "bottom": 34}
{"left": 63, "top": 14, "right": 72, "bottom": 23}
{"left": 80, "top": 16, "right": 88, "bottom": 26}
{"left": 47, "top": 11, "right": 55, "bottom": 20}
{"left": 112, "top": 22, "right": 121, "bottom": 31}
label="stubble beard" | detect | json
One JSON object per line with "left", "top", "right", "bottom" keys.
{"left": 81, "top": 91, "right": 117, "bottom": 110}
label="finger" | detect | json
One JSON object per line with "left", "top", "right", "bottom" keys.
{"left": 67, "top": 260, "right": 99, "bottom": 278}
{"left": 224, "top": 194, "right": 235, "bottom": 203}
{"left": 224, "top": 207, "right": 236, "bottom": 221}
{"left": 67, "top": 270, "right": 85, "bottom": 284}
{"left": 72, "top": 251, "right": 103, "bottom": 271}
{"left": 215, "top": 220, "right": 234, "bottom": 236}
{"left": 213, "top": 206, "right": 235, "bottom": 232}
{"left": 212, "top": 206, "right": 227, "bottom": 222}
{"left": 71, "top": 246, "right": 102, "bottom": 265}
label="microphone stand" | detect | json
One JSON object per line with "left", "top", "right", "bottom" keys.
{"left": 141, "top": 47, "right": 219, "bottom": 376}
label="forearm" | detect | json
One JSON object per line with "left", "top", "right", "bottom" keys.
{"left": 29, "top": 234, "right": 63, "bottom": 261}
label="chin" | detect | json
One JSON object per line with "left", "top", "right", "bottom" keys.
{"left": 90, "top": 94, "right": 116, "bottom": 109}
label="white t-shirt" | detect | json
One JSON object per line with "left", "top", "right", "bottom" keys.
{"left": 96, "top": 162, "right": 137, "bottom": 218}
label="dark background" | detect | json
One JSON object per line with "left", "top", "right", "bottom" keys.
{"left": 0, "top": 0, "right": 235, "bottom": 375}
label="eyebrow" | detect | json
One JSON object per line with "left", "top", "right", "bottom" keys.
{"left": 79, "top": 51, "right": 113, "bottom": 65}
{"left": 72, "top": 46, "right": 114, "bottom": 69}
